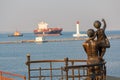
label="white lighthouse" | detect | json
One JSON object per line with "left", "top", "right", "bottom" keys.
{"left": 73, "top": 21, "right": 87, "bottom": 37}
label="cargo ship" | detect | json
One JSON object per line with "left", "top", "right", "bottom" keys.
{"left": 34, "top": 21, "right": 63, "bottom": 36}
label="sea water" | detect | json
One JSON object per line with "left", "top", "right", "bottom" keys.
{"left": 0, "top": 31, "right": 120, "bottom": 79}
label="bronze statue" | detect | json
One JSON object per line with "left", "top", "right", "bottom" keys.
{"left": 83, "top": 19, "right": 110, "bottom": 80}
{"left": 83, "top": 29, "right": 101, "bottom": 80}
{"left": 93, "top": 19, "right": 110, "bottom": 58}
{"left": 83, "top": 19, "right": 110, "bottom": 60}
{"left": 83, "top": 29, "right": 100, "bottom": 64}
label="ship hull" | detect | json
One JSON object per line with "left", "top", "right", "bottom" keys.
{"left": 34, "top": 28, "right": 62, "bottom": 36}
{"left": 8, "top": 34, "right": 23, "bottom": 37}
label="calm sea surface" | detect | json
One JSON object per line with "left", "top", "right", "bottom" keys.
{"left": 0, "top": 31, "right": 120, "bottom": 78}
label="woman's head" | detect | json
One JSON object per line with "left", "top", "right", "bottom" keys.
{"left": 87, "top": 29, "right": 95, "bottom": 38}
{"left": 93, "top": 20, "right": 101, "bottom": 29}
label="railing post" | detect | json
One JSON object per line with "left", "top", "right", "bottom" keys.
{"left": 61, "top": 67, "right": 64, "bottom": 80}
{"left": 0, "top": 71, "right": 2, "bottom": 80}
{"left": 24, "top": 76, "right": 26, "bottom": 80}
{"left": 71, "top": 61, "right": 74, "bottom": 80}
{"left": 26, "top": 53, "right": 31, "bottom": 80}
{"left": 64, "top": 57, "right": 69, "bottom": 80}
{"left": 50, "top": 62, "right": 52, "bottom": 80}
{"left": 78, "top": 68, "right": 80, "bottom": 80}
{"left": 39, "top": 67, "right": 41, "bottom": 80}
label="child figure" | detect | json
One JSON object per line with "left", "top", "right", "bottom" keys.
{"left": 93, "top": 19, "right": 110, "bottom": 59}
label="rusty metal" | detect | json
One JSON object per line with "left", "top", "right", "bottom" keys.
{"left": 26, "top": 53, "right": 31, "bottom": 80}
{"left": 0, "top": 70, "right": 26, "bottom": 80}
{"left": 26, "top": 54, "right": 106, "bottom": 80}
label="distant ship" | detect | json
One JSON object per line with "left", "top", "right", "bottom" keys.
{"left": 8, "top": 31, "right": 23, "bottom": 37}
{"left": 34, "top": 21, "right": 63, "bottom": 36}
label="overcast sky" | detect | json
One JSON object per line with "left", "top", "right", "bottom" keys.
{"left": 0, "top": 0, "right": 120, "bottom": 33}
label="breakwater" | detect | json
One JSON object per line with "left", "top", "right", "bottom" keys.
{"left": 0, "top": 35, "right": 120, "bottom": 44}
{"left": 0, "top": 38, "right": 86, "bottom": 44}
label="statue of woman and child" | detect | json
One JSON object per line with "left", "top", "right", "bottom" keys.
{"left": 83, "top": 19, "right": 110, "bottom": 80}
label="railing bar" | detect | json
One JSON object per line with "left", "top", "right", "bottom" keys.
{"left": 66, "top": 62, "right": 106, "bottom": 69}
{"left": 30, "top": 75, "right": 67, "bottom": 78}
{"left": 30, "top": 68, "right": 62, "bottom": 71}
{"left": 78, "top": 68, "right": 80, "bottom": 80}
{"left": 0, "top": 71, "right": 26, "bottom": 80}
{"left": 31, "top": 74, "right": 102, "bottom": 78}
{"left": 27, "top": 59, "right": 87, "bottom": 63}
{"left": 50, "top": 62, "right": 52, "bottom": 80}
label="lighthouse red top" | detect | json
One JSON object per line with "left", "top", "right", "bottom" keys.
{"left": 76, "top": 21, "right": 79, "bottom": 24}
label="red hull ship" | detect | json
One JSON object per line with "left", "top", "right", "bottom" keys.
{"left": 34, "top": 21, "right": 63, "bottom": 36}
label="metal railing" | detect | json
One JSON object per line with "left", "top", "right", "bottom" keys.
{"left": 0, "top": 70, "right": 26, "bottom": 80}
{"left": 26, "top": 54, "right": 106, "bottom": 80}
